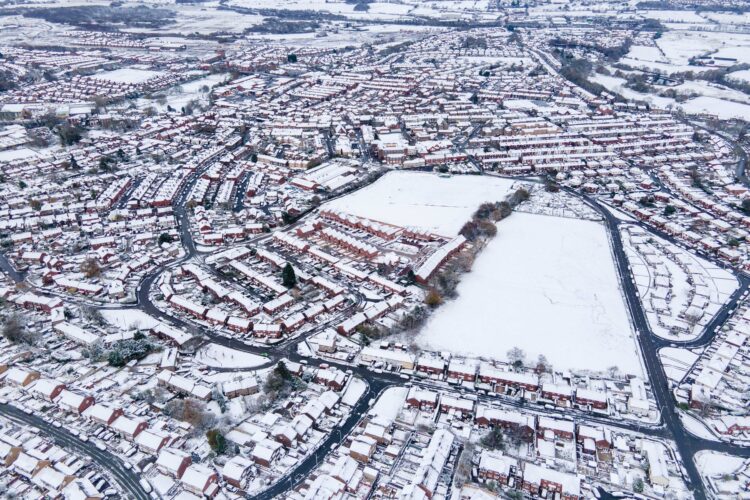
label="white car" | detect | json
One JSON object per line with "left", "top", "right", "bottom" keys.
{"left": 123, "top": 462, "right": 132, "bottom": 470}
{"left": 79, "top": 434, "right": 89, "bottom": 442}
{"left": 95, "top": 441, "right": 106, "bottom": 451}
{"left": 52, "top": 421, "right": 62, "bottom": 428}
{"left": 139, "top": 480, "right": 153, "bottom": 493}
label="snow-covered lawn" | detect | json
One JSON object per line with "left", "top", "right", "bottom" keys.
{"left": 417, "top": 212, "right": 641, "bottom": 375}
{"left": 203, "top": 370, "right": 263, "bottom": 383}
{"left": 680, "top": 411, "right": 720, "bottom": 441}
{"left": 659, "top": 347, "right": 700, "bottom": 383}
{"left": 101, "top": 309, "right": 160, "bottom": 330}
{"left": 341, "top": 377, "right": 367, "bottom": 407}
{"left": 195, "top": 344, "right": 267, "bottom": 369}
{"left": 697, "top": 451, "right": 748, "bottom": 497}
{"left": 369, "top": 386, "right": 407, "bottom": 425}
{"left": 696, "top": 450, "right": 746, "bottom": 477}
{"left": 324, "top": 171, "right": 516, "bottom": 237}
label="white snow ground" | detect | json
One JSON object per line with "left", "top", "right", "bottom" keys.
{"left": 101, "top": 309, "right": 160, "bottom": 330}
{"left": 324, "top": 171, "right": 516, "bottom": 237}
{"left": 659, "top": 347, "right": 700, "bottom": 383}
{"left": 341, "top": 377, "right": 367, "bottom": 407}
{"left": 680, "top": 411, "right": 720, "bottom": 441}
{"left": 417, "top": 212, "right": 641, "bottom": 375}
{"left": 681, "top": 96, "right": 750, "bottom": 120}
{"left": 696, "top": 450, "right": 746, "bottom": 477}
{"left": 195, "top": 344, "right": 267, "bottom": 369}
{"left": 368, "top": 386, "right": 408, "bottom": 425}
{"left": 95, "top": 68, "right": 163, "bottom": 84}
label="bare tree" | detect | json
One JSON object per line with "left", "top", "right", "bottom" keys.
{"left": 80, "top": 258, "right": 101, "bottom": 279}
{"left": 163, "top": 398, "right": 215, "bottom": 433}
{"left": 536, "top": 354, "right": 552, "bottom": 373}
{"left": 424, "top": 288, "right": 443, "bottom": 308}
{"left": 2, "top": 314, "right": 30, "bottom": 344}
{"left": 507, "top": 347, "right": 526, "bottom": 369}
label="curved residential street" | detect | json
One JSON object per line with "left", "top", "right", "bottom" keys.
{"left": 3, "top": 173, "right": 750, "bottom": 500}
{"left": 2, "top": 150, "right": 750, "bottom": 500}
{"left": 578, "top": 190, "right": 750, "bottom": 499}
{"left": 0, "top": 403, "right": 151, "bottom": 500}
{"left": 4, "top": 9, "right": 750, "bottom": 500}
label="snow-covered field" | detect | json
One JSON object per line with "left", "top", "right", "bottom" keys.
{"left": 137, "top": 73, "right": 228, "bottom": 113}
{"left": 620, "top": 31, "right": 750, "bottom": 75}
{"left": 593, "top": 71, "right": 750, "bottom": 119}
{"left": 324, "top": 171, "right": 516, "bottom": 237}
{"left": 625, "top": 45, "right": 666, "bottom": 64}
{"left": 728, "top": 69, "right": 750, "bottom": 84}
{"left": 95, "top": 68, "right": 163, "bottom": 84}
{"left": 417, "top": 212, "right": 641, "bottom": 375}
{"left": 195, "top": 344, "right": 267, "bottom": 369}
{"left": 591, "top": 73, "right": 677, "bottom": 109}
{"left": 637, "top": 10, "right": 707, "bottom": 24}
{"left": 246, "top": 24, "right": 439, "bottom": 49}
{"left": 674, "top": 80, "right": 750, "bottom": 105}
{"left": 160, "top": 5, "right": 263, "bottom": 34}
{"left": 703, "top": 12, "right": 750, "bottom": 25}
{"left": 227, "top": 0, "right": 495, "bottom": 22}
{"left": 681, "top": 96, "right": 750, "bottom": 120}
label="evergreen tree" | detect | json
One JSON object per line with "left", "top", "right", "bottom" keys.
{"left": 206, "top": 429, "right": 227, "bottom": 454}
{"left": 282, "top": 263, "right": 297, "bottom": 288}
{"left": 275, "top": 361, "right": 291, "bottom": 380}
